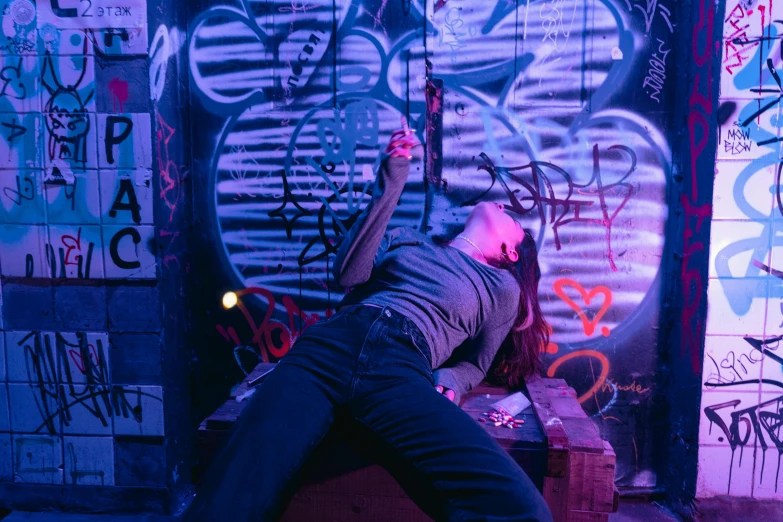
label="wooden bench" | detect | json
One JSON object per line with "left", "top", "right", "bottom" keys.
{"left": 196, "top": 363, "right": 618, "bottom": 522}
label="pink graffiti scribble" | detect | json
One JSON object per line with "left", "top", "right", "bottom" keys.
{"left": 157, "top": 111, "right": 180, "bottom": 224}
{"left": 61, "top": 227, "right": 83, "bottom": 265}
{"left": 69, "top": 344, "right": 99, "bottom": 374}
{"left": 108, "top": 77, "right": 129, "bottom": 112}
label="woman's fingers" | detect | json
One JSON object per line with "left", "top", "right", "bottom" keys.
{"left": 385, "top": 135, "right": 420, "bottom": 152}
{"left": 388, "top": 145, "right": 413, "bottom": 160}
{"left": 434, "top": 385, "right": 456, "bottom": 402}
{"left": 390, "top": 128, "right": 410, "bottom": 140}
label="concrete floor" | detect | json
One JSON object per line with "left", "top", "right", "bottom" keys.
{"left": 6, "top": 496, "right": 782, "bottom": 521}
{"left": 0, "top": 501, "right": 680, "bottom": 521}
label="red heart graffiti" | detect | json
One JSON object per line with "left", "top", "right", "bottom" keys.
{"left": 553, "top": 279, "right": 613, "bottom": 337}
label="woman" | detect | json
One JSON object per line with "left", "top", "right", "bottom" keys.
{"left": 184, "top": 127, "right": 553, "bottom": 522}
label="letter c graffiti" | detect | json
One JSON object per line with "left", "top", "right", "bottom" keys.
{"left": 109, "top": 227, "right": 141, "bottom": 269}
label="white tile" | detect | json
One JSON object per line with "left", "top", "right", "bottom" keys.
{"left": 8, "top": 382, "right": 59, "bottom": 434}
{"left": 712, "top": 162, "right": 774, "bottom": 220}
{"left": 758, "top": 336, "right": 783, "bottom": 392}
{"left": 700, "top": 390, "right": 760, "bottom": 445}
{"left": 709, "top": 220, "right": 770, "bottom": 278}
{"left": 0, "top": 113, "right": 42, "bottom": 169}
{"left": 58, "top": 332, "right": 110, "bottom": 386}
{"left": 102, "top": 225, "right": 156, "bottom": 279}
{"left": 5, "top": 331, "right": 57, "bottom": 383}
{"left": 0, "top": 55, "right": 40, "bottom": 112}
{"left": 99, "top": 170, "right": 154, "bottom": 225}
{"left": 54, "top": 30, "right": 95, "bottom": 55}
{"left": 764, "top": 297, "right": 783, "bottom": 335}
{"left": 0, "top": 171, "right": 45, "bottom": 224}
{"left": 721, "top": 44, "right": 783, "bottom": 99}
{"left": 706, "top": 278, "right": 768, "bottom": 336}
{"left": 769, "top": 221, "right": 783, "bottom": 271}
{"left": 716, "top": 115, "right": 779, "bottom": 160}
{"left": 41, "top": 55, "right": 96, "bottom": 113}
{"left": 60, "top": 385, "right": 112, "bottom": 435}
{"left": 98, "top": 113, "right": 152, "bottom": 170}
{"left": 724, "top": 1, "right": 783, "bottom": 38}
{"left": 63, "top": 436, "right": 114, "bottom": 486}
{"left": 702, "top": 335, "right": 763, "bottom": 391}
{"left": 47, "top": 224, "right": 104, "bottom": 279}
{"left": 698, "top": 443, "right": 757, "bottom": 498}
{"left": 44, "top": 170, "right": 101, "bottom": 224}
{"left": 113, "top": 385, "right": 164, "bottom": 436}
{"left": 752, "top": 392, "right": 783, "bottom": 498}
{"left": 0, "top": 224, "right": 49, "bottom": 277}
{"left": 12, "top": 434, "right": 63, "bottom": 484}
{"left": 42, "top": 113, "right": 98, "bottom": 172}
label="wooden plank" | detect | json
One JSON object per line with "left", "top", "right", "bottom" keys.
{"left": 561, "top": 417, "right": 604, "bottom": 454}
{"left": 231, "top": 362, "right": 277, "bottom": 399}
{"left": 550, "top": 395, "right": 588, "bottom": 419}
{"left": 527, "top": 377, "right": 570, "bottom": 478}
{"left": 461, "top": 391, "right": 544, "bottom": 447}
{"left": 567, "top": 510, "right": 609, "bottom": 522}
{"left": 542, "top": 475, "right": 570, "bottom": 522}
{"left": 528, "top": 377, "right": 571, "bottom": 522}
{"left": 567, "top": 449, "right": 616, "bottom": 513}
{"left": 204, "top": 401, "right": 247, "bottom": 431}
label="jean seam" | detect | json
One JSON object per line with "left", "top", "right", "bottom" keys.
{"left": 408, "top": 331, "right": 432, "bottom": 371}
{"left": 349, "top": 414, "right": 463, "bottom": 521}
{"left": 348, "top": 309, "right": 385, "bottom": 400}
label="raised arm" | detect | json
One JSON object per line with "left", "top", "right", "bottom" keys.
{"left": 332, "top": 128, "right": 420, "bottom": 288}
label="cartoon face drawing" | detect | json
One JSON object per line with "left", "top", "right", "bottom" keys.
{"left": 45, "top": 89, "right": 90, "bottom": 163}
{"left": 42, "top": 54, "right": 94, "bottom": 165}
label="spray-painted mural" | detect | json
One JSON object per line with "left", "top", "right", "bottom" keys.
{"left": 697, "top": 0, "right": 783, "bottom": 500}
{"left": 188, "top": 0, "right": 678, "bottom": 487}
{"left": 0, "top": 0, "right": 175, "bottom": 496}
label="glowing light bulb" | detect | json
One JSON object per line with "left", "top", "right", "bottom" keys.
{"left": 222, "top": 291, "right": 238, "bottom": 309}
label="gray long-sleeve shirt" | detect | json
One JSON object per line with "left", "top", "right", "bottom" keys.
{"left": 332, "top": 156, "right": 519, "bottom": 403}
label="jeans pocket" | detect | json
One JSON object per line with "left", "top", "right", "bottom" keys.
{"left": 407, "top": 331, "right": 431, "bottom": 369}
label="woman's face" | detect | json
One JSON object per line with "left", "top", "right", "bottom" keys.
{"left": 465, "top": 201, "right": 526, "bottom": 258}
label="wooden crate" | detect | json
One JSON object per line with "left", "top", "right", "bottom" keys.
{"left": 196, "top": 364, "right": 617, "bottom": 522}
{"left": 526, "top": 377, "right": 619, "bottom": 522}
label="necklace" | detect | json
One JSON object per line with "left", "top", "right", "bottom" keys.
{"left": 455, "top": 235, "right": 485, "bottom": 260}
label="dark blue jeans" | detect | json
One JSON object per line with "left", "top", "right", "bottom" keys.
{"left": 183, "top": 304, "right": 552, "bottom": 522}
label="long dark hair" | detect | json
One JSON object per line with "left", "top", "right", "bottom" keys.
{"left": 486, "top": 229, "right": 549, "bottom": 388}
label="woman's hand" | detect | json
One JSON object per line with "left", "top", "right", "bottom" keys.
{"left": 384, "top": 122, "right": 422, "bottom": 160}
{"left": 435, "top": 385, "right": 456, "bottom": 403}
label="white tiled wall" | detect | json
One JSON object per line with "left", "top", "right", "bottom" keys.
{"left": 699, "top": 0, "right": 783, "bottom": 500}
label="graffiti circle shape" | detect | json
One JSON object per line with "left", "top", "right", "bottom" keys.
{"left": 10, "top": 0, "right": 35, "bottom": 26}
{"left": 39, "top": 23, "right": 57, "bottom": 42}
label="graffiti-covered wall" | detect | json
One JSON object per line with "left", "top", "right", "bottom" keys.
{"left": 0, "top": 0, "right": 192, "bottom": 514}
{"left": 188, "top": 0, "right": 687, "bottom": 490}
{"left": 697, "top": 0, "right": 783, "bottom": 500}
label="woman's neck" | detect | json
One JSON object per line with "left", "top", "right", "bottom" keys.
{"left": 451, "top": 234, "right": 491, "bottom": 265}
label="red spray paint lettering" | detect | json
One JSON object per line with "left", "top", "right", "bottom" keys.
{"left": 682, "top": 0, "right": 715, "bottom": 374}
